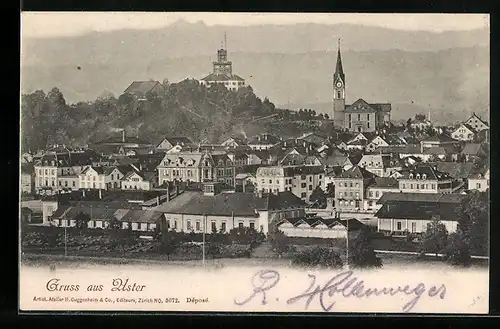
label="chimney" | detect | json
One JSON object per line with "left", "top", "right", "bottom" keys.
{"left": 122, "top": 130, "right": 126, "bottom": 143}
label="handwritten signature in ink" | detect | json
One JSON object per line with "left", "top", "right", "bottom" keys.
{"left": 235, "top": 269, "right": 446, "bottom": 313}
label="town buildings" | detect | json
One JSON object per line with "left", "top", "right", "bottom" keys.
{"left": 398, "top": 165, "right": 454, "bottom": 194}
{"left": 256, "top": 165, "right": 324, "bottom": 201}
{"left": 153, "top": 182, "right": 306, "bottom": 235}
{"left": 199, "top": 34, "right": 245, "bottom": 91}
{"left": 468, "top": 165, "right": 490, "bottom": 192}
{"left": 332, "top": 166, "right": 376, "bottom": 212}
{"left": 156, "top": 151, "right": 235, "bottom": 187}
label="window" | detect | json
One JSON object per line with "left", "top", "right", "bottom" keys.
{"left": 410, "top": 184, "right": 414, "bottom": 189}
{"left": 355, "top": 200, "right": 360, "bottom": 208}
{"left": 350, "top": 182, "right": 353, "bottom": 188}
{"left": 411, "top": 222, "right": 416, "bottom": 233}
{"left": 367, "top": 122, "right": 370, "bottom": 129}
{"left": 348, "top": 114, "right": 351, "bottom": 121}
{"left": 357, "top": 114, "right": 361, "bottom": 121}
{"left": 355, "top": 192, "right": 359, "bottom": 198}
{"left": 187, "top": 220, "right": 192, "bottom": 231}
{"left": 416, "top": 184, "right": 419, "bottom": 189}
{"left": 337, "top": 91, "right": 341, "bottom": 98}
{"left": 301, "top": 183, "right": 306, "bottom": 188}
{"left": 221, "top": 222, "right": 226, "bottom": 232}
{"left": 397, "top": 221, "right": 402, "bottom": 231}
{"left": 301, "top": 192, "right": 307, "bottom": 198}
{"left": 402, "top": 183, "right": 406, "bottom": 189}
{"left": 350, "top": 192, "right": 353, "bottom": 197}
{"left": 196, "top": 221, "right": 201, "bottom": 231}
{"left": 431, "top": 184, "right": 436, "bottom": 189}
{"left": 238, "top": 222, "right": 244, "bottom": 229}
{"left": 137, "top": 223, "right": 142, "bottom": 230}
{"left": 174, "top": 220, "right": 178, "bottom": 229}
{"left": 269, "top": 180, "right": 272, "bottom": 184}
{"left": 319, "top": 175, "right": 322, "bottom": 179}
{"left": 367, "top": 114, "right": 370, "bottom": 120}
{"left": 250, "top": 222, "right": 255, "bottom": 230}
{"left": 369, "top": 191, "right": 373, "bottom": 197}
{"left": 476, "top": 183, "right": 481, "bottom": 189}
{"left": 308, "top": 185, "right": 313, "bottom": 191}
{"left": 355, "top": 183, "right": 359, "bottom": 188}
{"left": 45, "top": 169, "right": 48, "bottom": 175}
{"left": 339, "top": 192, "right": 343, "bottom": 197}
{"left": 349, "top": 122, "right": 352, "bottom": 129}
{"left": 368, "top": 201, "right": 373, "bottom": 206}
{"left": 211, "top": 221, "right": 217, "bottom": 232}
{"left": 64, "top": 181, "right": 68, "bottom": 187}
{"left": 301, "top": 175, "right": 306, "bottom": 180}
{"left": 58, "top": 181, "right": 61, "bottom": 186}
{"left": 375, "top": 191, "right": 379, "bottom": 197}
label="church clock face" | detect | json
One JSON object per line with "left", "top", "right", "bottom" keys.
{"left": 336, "top": 81, "right": 343, "bottom": 88}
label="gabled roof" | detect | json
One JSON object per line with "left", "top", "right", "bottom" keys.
{"left": 468, "top": 165, "right": 489, "bottom": 179}
{"left": 319, "top": 154, "right": 350, "bottom": 167}
{"left": 367, "top": 177, "right": 399, "bottom": 188}
{"left": 36, "top": 150, "right": 102, "bottom": 167}
{"left": 376, "top": 144, "right": 421, "bottom": 154}
{"left": 124, "top": 81, "right": 164, "bottom": 95}
{"left": 465, "top": 113, "right": 489, "bottom": 128}
{"left": 376, "top": 192, "right": 466, "bottom": 205}
{"left": 337, "top": 165, "right": 375, "bottom": 179}
{"left": 158, "top": 136, "right": 193, "bottom": 147}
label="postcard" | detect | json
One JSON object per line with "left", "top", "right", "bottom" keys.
{"left": 19, "top": 12, "right": 490, "bottom": 314}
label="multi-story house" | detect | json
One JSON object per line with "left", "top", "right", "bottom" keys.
{"left": 157, "top": 151, "right": 235, "bottom": 187}
{"left": 364, "top": 177, "right": 399, "bottom": 212}
{"left": 451, "top": 123, "right": 477, "bottom": 142}
{"left": 78, "top": 165, "right": 128, "bottom": 190}
{"left": 332, "top": 166, "right": 376, "bottom": 212}
{"left": 375, "top": 193, "right": 465, "bottom": 235}
{"left": 464, "top": 113, "right": 489, "bottom": 132}
{"left": 34, "top": 150, "right": 100, "bottom": 194}
{"left": 357, "top": 153, "right": 402, "bottom": 178}
{"left": 420, "top": 134, "right": 458, "bottom": 151}
{"left": 121, "top": 170, "right": 157, "bottom": 190}
{"left": 154, "top": 182, "right": 306, "bottom": 235}
{"left": 468, "top": 165, "right": 489, "bottom": 192}
{"left": 256, "top": 165, "right": 324, "bottom": 202}
{"left": 398, "top": 165, "right": 453, "bottom": 194}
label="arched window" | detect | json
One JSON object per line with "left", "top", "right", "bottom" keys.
{"left": 416, "top": 174, "right": 421, "bottom": 180}
{"left": 422, "top": 174, "right": 427, "bottom": 180}
{"left": 409, "top": 173, "right": 414, "bottom": 179}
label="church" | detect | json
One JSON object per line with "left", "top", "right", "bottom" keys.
{"left": 333, "top": 41, "right": 392, "bottom": 132}
{"left": 199, "top": 33, "right": 246, "bottom": 91}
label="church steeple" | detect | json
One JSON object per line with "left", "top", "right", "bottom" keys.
{"left": 334, "top": 39, "right": 345, "bottom": 85}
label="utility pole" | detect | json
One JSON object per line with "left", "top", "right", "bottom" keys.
{"left": 346, "top": 217, "right": 349, "bottom": 269}
{"left": 64, "top": 213, "right": 68, "bottom": 257}
{"left": 202, "top": 214, "right": 206, "bottom": 267}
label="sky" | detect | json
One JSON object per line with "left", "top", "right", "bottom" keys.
{"left": 21, "top": 12, "right": 489, "bottom": 38}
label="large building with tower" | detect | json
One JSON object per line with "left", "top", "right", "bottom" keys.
{"left": 332, "top": 41, "right": 392, "bottom": 132}
{"left": 199, "top": 34, "right": 246, "bottom": 91}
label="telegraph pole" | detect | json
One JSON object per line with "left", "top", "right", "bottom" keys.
{"left": 64, "top": 213, "right": 68, "bottom": 257}
{"left": 346, "top": 217, "right": 349, "bottom": 269}
{"left": 202, "top": 214, "right": 206, "bottom": 267}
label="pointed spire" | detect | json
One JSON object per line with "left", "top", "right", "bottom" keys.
{"left": 335, "top": 38, "right": 345, "bottom": 84}
{"left": 224, "top": 30, "right": 227, "bottom": 50}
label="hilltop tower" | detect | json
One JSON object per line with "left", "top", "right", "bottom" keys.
{"left": 213, "top": 31, "right": 232, "bottom": 75}
{"left": 333, "top": 39, "right": 346, "bottom": 129}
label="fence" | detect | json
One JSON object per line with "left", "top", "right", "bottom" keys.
{"left": 374, "top": 249, "right": 489, "bottom": 260}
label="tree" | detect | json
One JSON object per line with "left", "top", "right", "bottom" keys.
{"left": 326, "top": 182, "right": 335, "bottom": 197}
{"left": 74, "top": 212, "right": 90, "bottom": 230}
{"left": 207, "top": 242, "right": 222, "bottom": 260}
{"left": 160, "top": 229, "right": 180, "bottom": 260}
{"left": 456, "top": 191, "right": 489, "bottom": 256}
{"left": 292, "top": 246, "right": 343, "bottom": 269}
{"left": 419, "top": 217, "right": 449, "bottom": 258}
{"left": 309, "top": 186, "right": 327, "bottom": 208}
{"left": 415, "top": 113, "right": 426, "bottom": 121}
{"left": 324, "top": 113, "right": 329, "bottom": 120}
{"left": 268, "top": 228, "right": 290, "bottom": 258}
{"left": 443, "top": 231, "right": 472, "bottom": 267}
{"left": 348, "top": 226, "right": 382, "bottom": 268}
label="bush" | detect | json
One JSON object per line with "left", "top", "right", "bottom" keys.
{"left": 268, "top": 229, "right": 291, "bottom": 257}
{"left": 349, "top": 227, "right": 383, "bottom": 268}
{"left": 292, "top": 246, "right": 343, "bottom": 269}
{"left": 443, "top": 232, "right": 472, "bottom": 267}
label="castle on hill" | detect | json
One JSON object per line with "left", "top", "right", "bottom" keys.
{"left": 199, "top": 33, "right": 246, "bottom": 91}
{"left": 332, "top": 40, "right": 392, "bottom": 132}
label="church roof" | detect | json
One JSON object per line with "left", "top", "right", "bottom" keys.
{"left": 201, "top": 73, "right": 245, "bottom": 82}
{"left": 344, "top": 99, "right": 392, "bottom": 113}
{"left": 334, "top": 42, "right": 345, "bottom": 84}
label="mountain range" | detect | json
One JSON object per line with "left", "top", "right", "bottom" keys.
{"left": 21, "top": 21, "right": 490, "bottom": 124}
